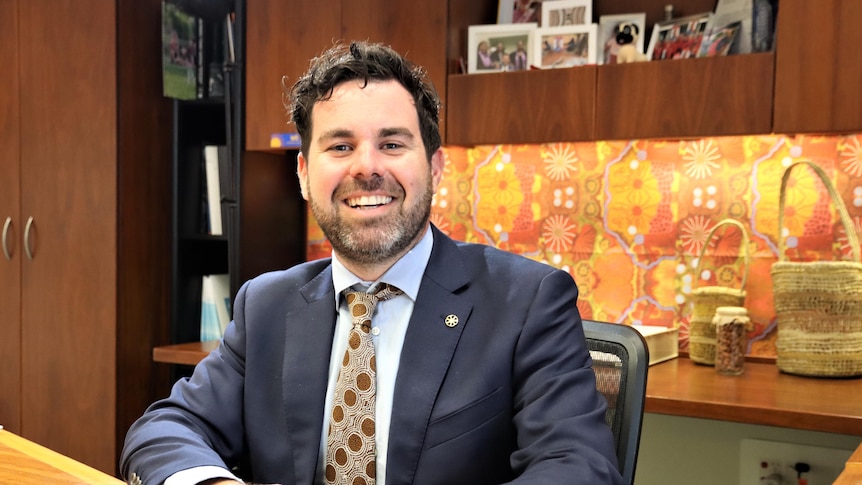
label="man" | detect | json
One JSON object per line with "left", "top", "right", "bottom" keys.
{"left": 120, "top": 41, "right": 622, "bottom": 485}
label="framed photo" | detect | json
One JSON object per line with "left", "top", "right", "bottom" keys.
{"left": 533, "top": 24, "right": 597, "bottom": 69}
{"left": 468, "top": 23, "right": 536, "bottom": 74}
{"left": 598, "top": 13, "right": 646, "bottom": 65}
{"left": 646, "top": 12, "right": 712, "bottom": 61}
{"left": 498, "top": 0, "right": 546, "bottom": 24}
{"left": 696, "top": 20, "right": 742, "bottom": 57}
{"left": 540, "top": 0, "right": 592, "bottom": 27}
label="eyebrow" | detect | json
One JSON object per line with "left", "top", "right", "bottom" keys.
{"left": 316, "top": 127, "right": 416, "bottom": 142}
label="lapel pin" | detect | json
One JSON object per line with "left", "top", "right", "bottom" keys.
{"left": 444, "top": 314, "right": 459, "bottom": 328}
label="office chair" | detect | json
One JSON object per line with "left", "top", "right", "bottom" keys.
{"left": 583, "top": 319, "right": 649, "bottom": 485}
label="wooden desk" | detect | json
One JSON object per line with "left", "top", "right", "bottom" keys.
{"left": 153, "top": 342, "right": 862, "bottom": 436}
{"left": 834, "top": 442, "right": 862, "bottom": 484}
{"left": 646, "top": 357, "right": 862, "bottom": 435}
{"left": 0, "top": 428, "right": 122, "bottom": 484}
{"left": 153, "top": 340, "right": 219, "bottom": 366}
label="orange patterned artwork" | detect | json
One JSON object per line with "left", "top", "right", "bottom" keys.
{"left": 306, "top": 134, "right": 862, "bottom": 357}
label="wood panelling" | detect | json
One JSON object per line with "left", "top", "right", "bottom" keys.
{"left": 238, "top": 151, "right": 306, "bottom": 282}
{"left": 246, "top": 0, "right": 450, "bottom": 151}
{"left": 447, "top": 67, "right": 597, "bottom": 145}
{"left": 0, "top": 0, "right": 22, "bottom": 436}
{"left": 115, "top": 0, "right": 173, "bottom": 460}
{"left": 773, "top": 0, "right": 862, "bottom": 134}
{"left": 595, "top": 53, "right": 774, "bottom": 141}
{"left": 245, "top": 0, "right": 341, "bottom": 151}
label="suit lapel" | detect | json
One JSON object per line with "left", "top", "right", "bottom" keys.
{"left": 283, "top": 267, "right": 336, "bottom": 485}
{"left": 386, "top": 228, "right": 473, "bottom": 484}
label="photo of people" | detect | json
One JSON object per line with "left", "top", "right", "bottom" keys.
{"left": 534, "top": 25, "right": 597, "bottom": 68}
{"left": 647, "top": 14, "right": 711, "bottom": 61}
{"left": 468, "top": 24, "right": 536, "bottom": 74}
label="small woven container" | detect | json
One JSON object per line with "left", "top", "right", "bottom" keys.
{"left": 772, "top": 161, "right": 862, "bottom": 377}
{"left": 689, "top": 219, "right": 750, "bottom": 365}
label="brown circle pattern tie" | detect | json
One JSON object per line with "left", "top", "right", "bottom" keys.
{"left": 325, "top": 284, "right": 402, "bottom": 485}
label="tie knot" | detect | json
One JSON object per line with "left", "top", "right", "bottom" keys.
{"left": 344, "top": 284, "right": 402, "bottom": 330}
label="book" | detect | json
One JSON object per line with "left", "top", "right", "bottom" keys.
{"left": 161, "top": 1, "right": 227, "bottom": 99}
{"left": 203, "top": 145, "right": 229, "bottom": 235}
{"left": 161, "top": 1, "right": 200, "bottom": 100}
{"left": 200, "top": 274, "right": 231, "bottom": 341}
{"left": 632, "top": 325, "right": 679, "bottom": 366}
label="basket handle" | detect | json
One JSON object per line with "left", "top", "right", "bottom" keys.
{"left": 778, "top": 161, "right": 861, "bottom": 263}
{"left": 693, "top": 218, "right": 751, "bottom": 291}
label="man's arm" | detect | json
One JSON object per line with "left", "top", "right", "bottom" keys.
{"left": 120, "top": 282, "right": 253, "bottom": 485}
{"left": 508, "top": 268, "right": 624, "bottom": 484}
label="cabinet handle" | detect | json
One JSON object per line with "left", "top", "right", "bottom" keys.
{"left": 2, "top": 217, "right": 11, "bottom": 260}
{"left": 23, "top": 216, "right": 34, "bottom": 260}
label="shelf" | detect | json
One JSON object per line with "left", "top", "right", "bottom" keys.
{"left": 446, "top": 53, "right": 775, "bottom": 146}
{"left": 646, "top": 357, "right": 862, "bottom": 435}
{"left": 446, "top": 67, "right": 597, "bottom": 145}
{"left": 152, "top": 344, "right": 862, "bottom": 435}
{"left": 153, "top": 341, "right": 219, "bottom": 366}
{"left": 595, "top": 53, "right": 774, "bottom": 140}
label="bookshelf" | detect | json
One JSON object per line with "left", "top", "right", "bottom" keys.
{"left": 166, "top": 0, "right": 306, "bottom": 367}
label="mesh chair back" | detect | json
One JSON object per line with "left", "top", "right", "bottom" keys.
{"left": 583, "top": 320, "right": 649, "bottom": 485}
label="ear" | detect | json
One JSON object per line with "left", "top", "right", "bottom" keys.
{"left": 430, "top": 148, "right": 445, "bottom": 193}
{"left": 297, "top": 152, "right": 309, "bottom": 201}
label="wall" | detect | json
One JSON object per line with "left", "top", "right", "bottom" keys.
{"left": 635, "top": 413, "right": 859, "bottom": 484}
{"left": 306, "top": 133, "right": 862, "bottom": 357}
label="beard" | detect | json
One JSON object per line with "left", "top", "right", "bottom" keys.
{"left": 310, "top": 175, "right": 434, "bottom": 266}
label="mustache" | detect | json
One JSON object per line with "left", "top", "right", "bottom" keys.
{"left": 334, "top": 176, "right": 403, "bottom": 199}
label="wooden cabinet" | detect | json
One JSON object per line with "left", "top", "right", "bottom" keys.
{"left": 773, "top": 0, "right": 862, "bottom": 134}
{"left": 245, "top": 0, "right": 450, "bottom": 151}
{"left": 595, "top": 53, "right": 774, "bottom": 140}
{"left": 0, "top": 0, "right": 172, "bottom": 474}
{"left": 245, "top": 0, "right": 862, "bottom": 148}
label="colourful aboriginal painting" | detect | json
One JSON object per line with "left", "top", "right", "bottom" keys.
{"left": 306, "top": 134, "right": 862, "bottom": 357}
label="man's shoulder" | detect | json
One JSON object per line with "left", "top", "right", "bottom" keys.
{"left": 241, "top": 258, "right": 332, "bottom": 294}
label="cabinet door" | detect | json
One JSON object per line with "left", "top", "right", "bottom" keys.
{"left": 0, "top": 0, "right": 21, "bottom": 435}
{"left": 18, "top": 0, "right": 118, "bottom": 472}
{"left": 246, "top": 0, "right": 342, "bottom": 151}
{"left": 245, "top": 1, "right": 448, "bottom": 151}
{"left": 774, "top": 0, "right": 862, "bottom": 134}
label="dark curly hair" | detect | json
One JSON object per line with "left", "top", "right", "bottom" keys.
{"left": 285, "top": 41, "right": 442, "bottom": 160}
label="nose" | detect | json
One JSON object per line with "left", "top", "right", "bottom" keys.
{"left": 348, "top": 144, "right": 384, "bottom": 179}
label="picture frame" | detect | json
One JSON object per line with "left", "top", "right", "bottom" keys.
{"left": 540, "top": 0, "right": 592, "bottom": 27}
{"left": 645, "top": 12, "right": 712, "bottom": 61}
{"left": 597, "top": 13, "right": 646, "bottom": 65}
{"left": 498, "top": 0, "right": 546, "bottom": 24}
{"left": 696, "top": 20, "right": 742, "bottom": 57}
{"left": 468, "top": 23, "right": 537, "bottom": 74}
{"left": 533, "top": 24, "right": 597, "bottom": 69}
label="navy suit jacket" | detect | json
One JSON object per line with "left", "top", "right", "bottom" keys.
{"left": 121, "top": 227, "right": 622, "bottom": 484}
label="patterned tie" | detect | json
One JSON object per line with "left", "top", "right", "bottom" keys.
{"left": 325, "top": 284, "right": 402, "bottom": 485}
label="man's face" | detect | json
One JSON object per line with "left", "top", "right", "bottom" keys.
{"left": 297, "top": 79, "right": 444, "bottom": 269}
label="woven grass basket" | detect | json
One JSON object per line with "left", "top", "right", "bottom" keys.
{"left": 772, "top": 161, "right": 862, "bottom": 377}
{"left": 689, "top": 219, "right": 750, "bottom": 365}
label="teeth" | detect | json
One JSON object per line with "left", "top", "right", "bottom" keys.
{"left": 347, "top": 195, "right": 393, "bottom": 208}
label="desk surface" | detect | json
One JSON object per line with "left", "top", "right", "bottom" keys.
{"left": 645, "top": 357, "right": 862, "bottom": 435}
{"left": 835, "top": 443, "right": 862, "bottom": 484}
{"left": 154, "top": 342, "right": 862, "bottom": 435}
{"left": 0, "top": 429, "right": 122, "bottom": 484}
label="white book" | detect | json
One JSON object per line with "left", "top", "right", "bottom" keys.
{"left": 210, "top": 273, "right": 231, "bottom": 335}
{"left": 204, "top": 145, "right": 223, "bottom": 235}
{"left": 200, "top": 275, "right": 222, "bottom": 341}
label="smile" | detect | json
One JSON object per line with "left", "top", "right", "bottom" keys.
{"left": 346, "top": 194, "right": 393, "bottom": 208}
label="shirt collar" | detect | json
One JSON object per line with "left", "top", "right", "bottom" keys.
{"left": 331, "top": 226, "right": 434, "bottom": 307}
